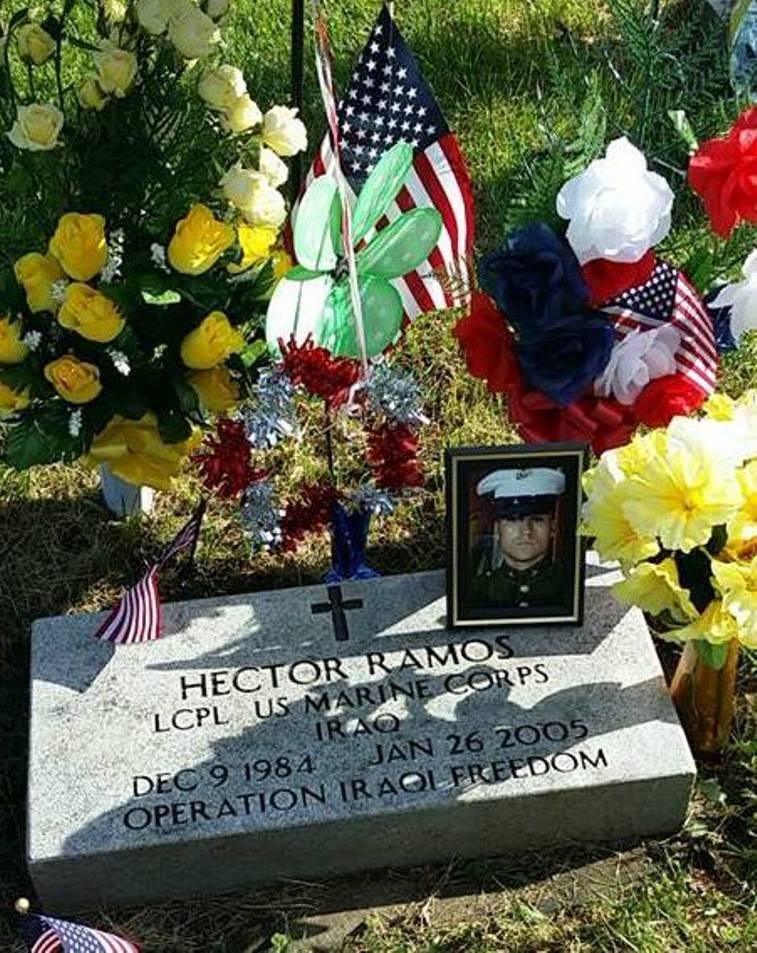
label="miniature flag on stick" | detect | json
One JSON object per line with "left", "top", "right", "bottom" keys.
{"left": 93, "top": 501, "right": 206, "bottom": 645}
{"left": 298, "top": 2, "right": 475, "bottom": 316}
{"left": 16, "top": 899, "right": 140, "bottom": 952}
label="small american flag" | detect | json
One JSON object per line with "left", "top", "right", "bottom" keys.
{"left": 299, "top": 3, "right": 474, "bottom": 317}
{"left": 19, "top": 912, "right": 139, "bottom": 953}
{"left": 93, "top": 502, "right": 205, "bottom": 645}
{"left": 602, "top": 261, "right": 718, "bottom": 395}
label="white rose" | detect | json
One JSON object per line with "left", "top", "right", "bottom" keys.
{"left": 221, "top": 93, "right": 262, "bottom": 133}
{"left": 220, "top": 165, "right": 286, "bottom": 227}
{"left": 259, "top": 146, "right": 288, "bottom": 187}
{"left": 7, "top": 103, "right": 64, "bottom": 151}
{"left": 17, "top": 23, "right": 56, "bottom": 65}
{"left": 206, "top": 0, "right": 231, "bottom": 19}
{"left": 77, "top": 76, "right": 108, "bottom": 111}
{"left": 556, "top": 137, "right": 674, "bottom": 265}
{"left": 136, "top": 0, "right": 171, "bottom": 35}
{"left": 711, "top": 247, "right": 757, "bottom": 344}
{"left": 93, "top": 44, "right": 138, "bottom": 97}
{"left": 198, "top": 64, "right": 247, "bottom": 110}
{"left": 168, "top": 0, "right": 220, "bottom": 59}
{"left": 262, "top": 105, "right": 307, "bottom": 157}
{"left": 594, "top": 325, "right": 680, "bottom": 405}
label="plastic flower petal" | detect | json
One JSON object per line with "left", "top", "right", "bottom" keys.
{"left": 711, "top": 557, "right": 757, "bottom": 645}
{"left": 582, "top": 474, "right": 660, "bottom": 566}
{"left": 556, "top": 137, "right": 674, "bottom": 265}
{"left": 727, "top": 460, "right": 757, "bottom": 545}
{"left": 664, "top": 600, "right": 740, "bottom": 646}
{"left": 710, "top": 248, "right": 757, "bottom": 343}
{"left": 594, "top": 325, "right": 680, "bottom": 405}
{"left": 613, "top": 558, "right": 698, "bottom": 622}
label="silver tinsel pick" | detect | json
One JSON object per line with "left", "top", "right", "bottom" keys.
{"left": 244, "top": 367, "right": 299, "bottom": 448}
{"left": 366, "top": 363, "right": 427, "bottom": 427}
{"left": 351, "top": 485, "right": 394, "bottom": 517}
{"left": 240, "top": 479, "right": 283, "bottom": 551}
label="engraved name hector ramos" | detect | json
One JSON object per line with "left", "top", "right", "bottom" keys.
{"left": 121, "top": 635, "right": 610, "bottom": 833}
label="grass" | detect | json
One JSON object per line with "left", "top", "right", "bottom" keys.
{"left": 1, "top": 0, "right": 757, "bottom": 950}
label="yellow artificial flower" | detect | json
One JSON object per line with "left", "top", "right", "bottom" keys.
{"left": 85, "top": 413, "right": 200, "bottom": 491}
{"left": 702, "top": 392, "right": 735, "bottom": 421}
{"left": 13, "top": 252, "right": 65, "bottom": 313}
{"left": 271, "top": 249, "right": 293, "bottom": 279}
{"left": 49, "top": 213, "right": 108, "bottom": 281}
{"left": 228, "top": 223, "right": 277, "bottom": 275}
{"left": 180, "top": 311, "right": 244, "bottom": 369}
{"left": 0, "top": 316, "right": 29, "bottom": 364}
{"left": 7, "top": 103, "right": 64, "bottom": 151}
{"left": 583, "top": 479, "right": 660, "bottom": 567}
{"left": 44, "top": 355, "right": 102, "bottom": 404}
{"left": 167, "top": 203, "right": 235, "bottom": 275}
{"left": 613, "top": 429, "right": 668, "bottom": 479}
{"left": 727, "top": 461, "right": 757, "bottom": 547}
{"left": 613, "top": 558, "right": 698, "bottom": 623}
{"left": 93, "top": 43, "right": 138, "bottom": 98}
{"left": 189, "top": 366, "right": 240, "bottom": 412}
{"left": 711, "top": 557, "right": 757, "bottom": 648}
{"left": 58, "top": 283, "right": 125, "bottom": 343}
{"left": 665, "top": 599, "right": 740, "bottom": 646}
{"left": 623, "top": 442, "right": 743, "bottom": 553}
{"left": 77, "top": 77, "right": 108, "bottom": 111}
{"left": 17, "top": 23, "right": 56, "bottom": 65}
{"left": 0, "top": 380, "right": 30, "bottom": 415}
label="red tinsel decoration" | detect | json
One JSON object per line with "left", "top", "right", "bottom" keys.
{"left": 193, "top": 418, "right": 263, "bottom": 500}
{"left": 280, "top": 483, "right": 340, "bottom": 551}
{"left": 279, "top": 335, "right": 361, "bottom": 407}
{"left": 366, "top": 422, "right": 424, "bottom": 490}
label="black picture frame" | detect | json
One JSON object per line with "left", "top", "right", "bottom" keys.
{"left": 445, "top": 442, "right": 588, "bottom": 628}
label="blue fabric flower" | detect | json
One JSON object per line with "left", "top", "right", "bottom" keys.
{"left": 517, "top": 313, "right": 615, "bottom": 406}
{"left": 478, "top": 222, "right": 588, "bottom": 331}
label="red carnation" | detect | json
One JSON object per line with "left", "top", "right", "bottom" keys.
{"left": 688, "top": 107, "right": 757, "bottom": 237}
{"left": 280, "top": 335, "right": 360, "bottom": 407}
{"left": 633, "top": 374, "right": 709, "bottom": 429}
{"left": 582, "top": 252, "right": 656, "bottom": 306}
{"left": 453, "top": 292, "right": 522, "bottom": 394}
{"left": 280, "top": 484, "right": 339, "bottom": 551}
{"left": 193, "top": 418, "right": 263, "bottom": 500}
{"left": 366, "top": 422, "right": 424, "bottom": 490}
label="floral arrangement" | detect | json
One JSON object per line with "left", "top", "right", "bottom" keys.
{"left": 455, "top": 136, "right": 726, "bottom": 454}
{"left": 0, "top": 1, "right": 307, "bottom": 489}
{"left": 582, "top": 391, "right": 756, "bottom": 665}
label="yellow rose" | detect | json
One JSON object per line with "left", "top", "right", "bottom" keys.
{"left": 13, "top": 252, "right": 65, "bottom": 313}
{"left": 58, "top": 283, "right": 125, "bottom": 343}
{"left": 94, "top": 44, "right": 138, "bottom": 98}
{"left": 189, "top": 366, "right": 240, "bottom": 412}
{"left": 228, "top": 223, "right": 277, "bottom": 274}
{"left": 167, "top": 203, "right": 235, "bottom": 275}
{"left": 85, "top": 413, "right": 200, "bottom": 490}
{"left": 49, "top": 212, "right": 108, "bottom": 281}
{"left": 198, "top": 64, "right": 246, "bottom": 110}
{"left": 17, "top": 23, "right": 56, "bottom": 65}
{"left": 44, "top": 355, "right": 102, "bottom": 404}
{"left": 0, "top": 317, "right": 29, "bottom": 364}
{"left": 0, "top": 380, "right": 30, "bottom": 415}
{"left": 180, "top": 311, "right": 244, "bottom": 369}
{"left": 77, "top": 77, "right": 108, "bottom": 111}
{"left": 167, "top": 0, "right": 220, "bottom": 59}
{"left": 7, "top": 103, "right": 64, "bottom": 151}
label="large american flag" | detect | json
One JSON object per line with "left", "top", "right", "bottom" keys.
{"left": 603, "top": 261, "right": 718, "bottom": 395}
{"left": 298, "top": 3, "right": 474, "bottom": 317}
{"left": 19, "top": 912, "right": 139, "bottom": 953}
{"left": 93, "top": 502, "right": 205, "bottom": 645}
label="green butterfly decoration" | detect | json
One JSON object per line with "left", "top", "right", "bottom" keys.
{"left": 266, "top": 141, "right": 443, "bottom": 358}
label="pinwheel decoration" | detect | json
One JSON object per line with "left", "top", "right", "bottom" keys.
{"left": 266, "top": 142, "right": 443, "bottom": 358}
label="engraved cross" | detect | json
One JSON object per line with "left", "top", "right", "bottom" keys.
{"left": 311, "top": 585, "right": 364, "bottom": 641}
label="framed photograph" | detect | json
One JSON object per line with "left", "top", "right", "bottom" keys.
{"left": 446, "top": 442, "right": 588, "bottom": 628}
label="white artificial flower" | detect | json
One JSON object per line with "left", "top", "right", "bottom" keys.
{"left": 21, "top": 330, "right": 42, "bottom": 352}
{"left": 108, "top": 349, "right": 131, "bottom": 376}
{"left": 556, "top": 137, "right": 674, "bottom": 265}
{"left": 259, "top": 146, "right": 288, "bottom": 187}
{"left": 206, "top": 0, "right": 231, "bottom": 20}
{"left": 93, "top": 43, "right": 138, "bottom": 98}
{"left": 220, "top": 164, "right": 286, "bottom": 227}
{"left": 7, "top": 103, "right": 64, "bottom": 151}
{"left": 68, "top": 409, "right": 83, "bottom": 438}
{"left": 136, "top": 0, "right": 171, "bottom": 35}
{"left": 667, "top": 409, "right": 757, "bottom": 470}
{"left": 168, "top": 0, "right": 220, "bottom": 59}
{"left": 261, "top": 105, "right": 307, "bottom": 157}
{"left": 50, "top": 279, "right": 69, "bottom": 304}
{"left": 221, "top": 93, "right": 262, "bottom": 133}
{"left": 198, "top": 64, "right": 247, "bottom": 110}
{"left": 711, "top": 248, "right": 757, "bottom": 344}
{"left": 594, "top": 324, "right": 680, "bottom": 405}
{"left": 150, "top": 242, "right": 170, "bottom": 272}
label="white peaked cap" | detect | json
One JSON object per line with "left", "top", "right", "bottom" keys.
{"left": 476, "top": 467, "right": 566, "bottom": 499}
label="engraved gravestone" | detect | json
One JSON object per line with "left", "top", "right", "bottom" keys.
{"left": 27, "top": 562, "right": 695, "bottom": 911}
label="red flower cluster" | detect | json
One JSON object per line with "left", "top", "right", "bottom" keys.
{"left": 193, "top": 419, "right": 263, "bottom": 500}
{"left": 366, "top": 423, "right": 424, "bottom": 490}
{"left": 582, "top": 252, "right": 656, "bottom": 307}
{"left": 280, "top": 484, "right": 340, "bottom": 551}
{"left": 454, "top": 292, "right": 707, "bottom": 455}
{"left": 688, "top": 107, "right": 757, "bottom": 237}
{"left": 280, "top": 335, "right": 360, "bottom": 407}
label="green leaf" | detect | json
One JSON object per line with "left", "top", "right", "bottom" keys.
{"left": 5, "top": 405, "right": 85, "bottom": 470}
{"left": 357, "top": 208, "right": 442, "bottom": 278}
{"left": 8, "top": 8, "right": 29, "bottom": 30}
{"left": 668, "top": 109, "right": 699, "bottom": 154}
{"left": 157, "top": 407, "right": 192, "bottom": 444}
{"left": 285, "top": 265, "right": 325, "bottom": 282}
{"left": 293, "top": 176, "right": 340, "bottom": 272}
{"left": 174, "top": 376, "right": 200, "bottom": 416}
{"left": 693, "top": 639, "right": 729, "bottom": 671}
{"left": 239, "top": 338, "right": 267, "bottom": 368}
{"left": 103, "top": 385, "right": 148, "bottom": 420}
{"left": 142, "top": 288, "right": 182, "bottom": 305}
{"left": 317, "top": 274, "right": 403, "bottom": 358}
{"left": 352, "top": 141, "right": 414, "bottom": 244}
